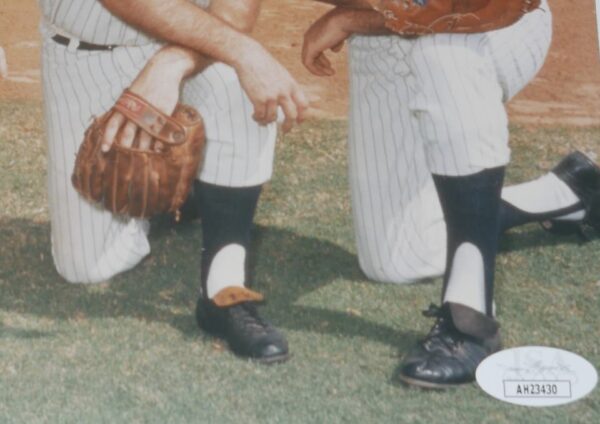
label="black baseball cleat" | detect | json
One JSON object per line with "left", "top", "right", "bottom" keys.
{"left": 195, "top": 287, "right": 289, "bottom": 364}
{"left": 542, "top": 151, "right": 600, "bottom": 240}
{"left": 394, "top": 303, "right": 501, "bottom": 389}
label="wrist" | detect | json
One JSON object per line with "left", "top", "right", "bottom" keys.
{"left": 328, "top": 7, "right": 356, "bottom": 34}
{"left": 150, "top": 46, "right": 197, "bottom": 78}
{"left": 329, "top": 7, "right": 386, "bottom": 35}
{"left": 230, "top": 36, "right": 263, "bottom": 69}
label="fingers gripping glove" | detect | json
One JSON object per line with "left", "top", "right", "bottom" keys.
{"left": 367, "top": 0, "right": 541, "bottom": 35}
{"left": 72, "top": 90, "right": 206, "bottom": 219}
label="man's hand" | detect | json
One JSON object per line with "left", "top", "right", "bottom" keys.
{"left": 101, "top": 46, "right": 204, "bottom": 152}
{"left": 210, "top": 0, "right": 308, "bottom": 131}
{"left": 235, "top": 39, "right": 309, "bottom": 133}
{"left": 303, "top": 6, "right": 391, "bottom": 76}
{"left": 302, "top": 9, "right": 352, "bottom": 77}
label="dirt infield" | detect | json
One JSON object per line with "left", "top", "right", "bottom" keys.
{"left": 1, "top": 0, "right": 599, "bottom": 125}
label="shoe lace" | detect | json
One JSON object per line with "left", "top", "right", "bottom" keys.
{"left": 229, "top": 302, "right": 269, "bottom": 336}
{"left": 421, "top": 303, "right": 442, "bottom": 318}
{"left": 420, "top": 303, "right": 462, "bottom": 352}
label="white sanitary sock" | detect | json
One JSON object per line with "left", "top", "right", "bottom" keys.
{"left": 206, "top": 243, "right": 246, "bottom": 299}
{"left": 443, "top": 242, "right": 487, "bottom": 314}
{"left": 502, "top": 173, "right": 585, "bottom": 220}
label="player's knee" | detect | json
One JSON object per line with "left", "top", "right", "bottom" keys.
{"left": 52, "top": 255, "right": 107, "bottom": 284}
{"left": 53, "top": 258, "right": 136, "bottom": 284}
{"left": 410, "top": 41, "right": 511, "bottom": 174}
{"left": 420, "top": 116, "right": 510, "bottom": 175}
{"left": 51, "top": 236, "right": 148, "bottom": 284}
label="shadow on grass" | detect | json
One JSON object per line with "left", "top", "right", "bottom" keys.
{"left": 499, "top": 225, "right": 587, "bottom": 253}
{"left": 1, "top": 217, "right": 586, "bottom": 347}
{"left": 0, "top": 325, "right": 55, "bottom": 339}
{"left": 0, "top": 217, "right": 418, "bottom": 347}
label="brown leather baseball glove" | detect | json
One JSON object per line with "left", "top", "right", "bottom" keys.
{"left": 367, "top": 0, "right": 540, "bottom": 35}
{"left": 72, "top": 90, "right": 205, "bottom": 219}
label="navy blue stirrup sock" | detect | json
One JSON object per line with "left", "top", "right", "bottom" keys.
{"left": 197, "top": 182, "right": 262, "bottom": 298}
{"left": 433, "top": 167, "right": 505, "bottom": 317}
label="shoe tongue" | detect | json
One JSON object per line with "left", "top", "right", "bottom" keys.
{"left": 212, "top": 286, "right": 264, "bottom": 308}
{"left": 446, "top": 302, "right": 499, "bottom": 340}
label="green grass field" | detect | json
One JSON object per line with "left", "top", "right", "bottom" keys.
{"left": 0, "top": 101, "right": 599, "bottom": 423}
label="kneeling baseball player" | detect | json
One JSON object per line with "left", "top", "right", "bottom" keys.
{"left": 302, "top": 0, "right": 600, "bottom": 387}
{"left": 38, "top": 0, "right": 308, "bottom": 364}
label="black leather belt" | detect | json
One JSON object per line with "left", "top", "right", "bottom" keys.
{"left": 51, "top": 34, "right": 118, "bottom": 51}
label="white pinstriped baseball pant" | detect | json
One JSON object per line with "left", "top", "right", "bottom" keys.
{"left": 347, "top": 2, "right": 552, "bottom": 284}
{"left": 40, "top": 23, "right": 277, "bottom": 283}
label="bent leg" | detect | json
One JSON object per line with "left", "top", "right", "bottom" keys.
{"left": 486, "top": 3, "right": 590, "bottom": 230}
{"left": 182, "top": 62, "right": 278, "bottom": 297}
{"left": 347, "top": 36, "right": 446, "bottom": 284}
{"left": 394, "top": 6, "right": 553, "bottom": 388}
{"left": 41, "top": 31, "right": 159, "bottom": 283}
{"left": 347, "top": 30, "right": 581, "bottom": 287}
{"left": 183, "top": 62, "right": 288, "bottom": 362}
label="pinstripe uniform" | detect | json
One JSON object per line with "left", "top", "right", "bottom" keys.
{"left": 38, "top": 0, "right": 278, "bottom": 283}
{"left": 347, "top": 2, "right": 552, "bottom": 283}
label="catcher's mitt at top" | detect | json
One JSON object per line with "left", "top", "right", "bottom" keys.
{"left": 72, "top": 90, "right": 205, "bottom": 219}
{"left": 368, "top": 0, "right": 541, "bottom": 35}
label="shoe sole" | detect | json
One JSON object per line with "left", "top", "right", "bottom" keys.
{"left": 253, "top": 352, "right": 290, "bottom": 365}
{"left": 200, "top": 325, "right": 290, "bottom": 365}
{"left": 395, "top": 373, "right": 472, "bottom": 390}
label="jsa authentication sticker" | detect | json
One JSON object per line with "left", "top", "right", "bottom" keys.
{"left": 476, "top": 346, "right": 598, "bottom": 407}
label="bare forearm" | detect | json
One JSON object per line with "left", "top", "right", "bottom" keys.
{"left": 209, "top": 0, "right": 262, "bottom": 33}
{"left": 144, "top": 46, "right": 206, "bottom": 81}
{"left": 102, "top": 1, "right": 306, "bottom": 133}
{"left": 331, "top": 7, "right": 390, "bottom": 35}
{"left": 145, "top": 0, "right": 263, "bottom": 79}
{"left": 100, "top": 0, "right": 258, "bottom": 67}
